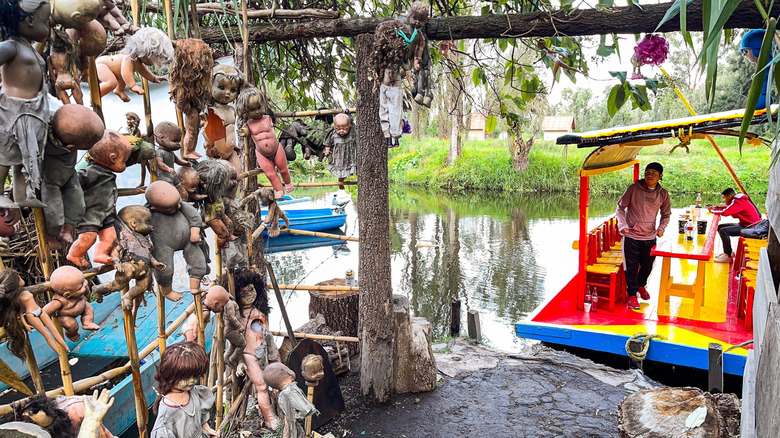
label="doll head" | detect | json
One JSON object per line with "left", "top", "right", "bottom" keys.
{"left": 121, "top": 27, "right": 174, "bottom": 68}
{"left": 407, "top": 2, "right": 429, "bottom": 29}
{"left": 117, "top": 205, "right": 153, "bottom": 235}
{"left": 301, "top": 354, "right": 325, "bottom": 385}
{"left": 203, "top": 285, "right": 230, "bottom": 313}
{"left": 233, "top": 268, "right": 270, "bottom": 315}
{"left": 194, "top": 159, "right": 233, "bottom": 201}
{"left": 153, "top": 341, "right": 208, "bottom": 412}
{"left": 235, "top": 86, "right": 271, "bottom": 120}
{"left": 50, "top": 0, "right": 100, "bottom": 30}
{"left": 177, "top": 167, "right": 201, "bottom": 201}
{"left": 0, "top": 207, "right": 21, "bottom": 237}
{"left": 50, "top": 266, "right": 88, "bottom": 300}
{"left": 211, "top": 64, "right": 242, "bottom": 105}
{"left": 154, "top": 121, "right": 182, "bottom": 152}
{"left": 231, "top": 208, "right": 254, "bottom": 234}
{"left": 15, "top": 394, "right": 77, "bottom": 438}
{"left": 88, "top": 130, "right": 131, "bottom": 172}
{"left": 258, "top": 187, "right": 276, "bottom": 208}
{"left": 333, "top": 114, "right": 351, "bottom": 137}
{"left": 0, "top": 0, "right": 51, "bottom": 42}
{"left": 52, "top": 104, "right": 105, "bottom": 150}
{"left": 145, "top": 181, "right": 181, "bottom": 215}
{"left": 0, "top": 269, "right": 27, "bottom": 359}
{"left": 125, "top": 112, "right": 140, "bottom": 131}
{"left": 263, "top": 362, "right": 296, "bottom": 391}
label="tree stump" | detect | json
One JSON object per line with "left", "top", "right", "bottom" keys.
{"left": 393, "top": 294, "right": 437, "bottom": 394}
{"left": 308, "top": 278, "right": 359, "bottom": 354}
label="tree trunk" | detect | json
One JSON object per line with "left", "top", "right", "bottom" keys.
{"left": 411, "top": 102, "right": 420, "bottom": 140}
{"left": 308, "top": 278, "right": 360, "bottom": 354}
{"left": 512, "top": 131, "right": 536, "bottom": 172}
{"left": 355, "top": 33, "right": 394, "bottom": 403}
{"left": 108, "top": 0, "right": 763, "bottom": 50}
{"left": 393, "top": 295, "right": 437, "bottom": 394}
{"left": 446, "top": 65, "right": 462, "bottom": 165}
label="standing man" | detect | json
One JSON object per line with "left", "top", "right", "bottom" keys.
{"left": 616, "top": 162, "right": 672, "bottom": 310}
{"left": 707, "top": 188, "right": 762, "bottom": 263}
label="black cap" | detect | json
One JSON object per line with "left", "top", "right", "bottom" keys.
{"left": 645, "top": 162, "right": 663, "bottom": 174}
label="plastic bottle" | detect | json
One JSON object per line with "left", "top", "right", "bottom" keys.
{"left": 345, "top": 270, "right": 355, "bottom": 287}
{"left": 696, "top": 193, "right": 702, "bottom": 208}
{"left": 685, "top": 220, "right": 695, "bottom": 241}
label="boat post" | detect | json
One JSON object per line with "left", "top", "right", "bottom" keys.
{"left": 577, "top": 175, "right": 589, "bottom": 311}
{"left": 633, "top": 162, "right": 639, "bottom": 182}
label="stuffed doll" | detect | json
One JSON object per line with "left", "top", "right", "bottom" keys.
{"left": 155, "top": 121, "right": 191, "bottom": 201}
{"left": 66, "top": 131, "right": 132, "bottom": 267}
{"left": 407, "top": 6, "right": 433, "bottom": 108}
{"left": 369, "top": 2, "right": 428, "bottom": 147}
{"left": 0, "top": 270, "right": 70, "bottom": 356}
{"left": 204, "top": 64, "right": 243, "bottom": 175}
{"left": 43, "top": 265, "right": 99, "bottom": 342}
{"left": 195, "top": 159, "right": 237, "bottom": 248}
{"left": 323, "top": 113, "right": 356, "bottom": 189}
{"left": 278, "top": 119, "right": 308, "bottom": 161}
{"left": 252, "top": 187, "right": 289, "bottom": 239}
{"left": 0, "top": 0, "right": 52, "bottom": 209}
{"left": 95, "top": 27, "right": 172, "bottom": 102}
{"left": 96, "top": 0, "right": 135, "bottom": 35}
{"left": 41, "top": 104, "right": 105, "bottom": 251}
{"left": 235, "top": 268, "right": 278, "bottom": 430}
{"left": 14, "top": 394, "right": 78, "bottom": 438}
{"left": 145, "top": 180, "right": 207, "bottom": 302}
{"left": 236, "top": 86, "right": 293, "bottom": 199}
{"left": 53, "top": 394, "right": 117, "bottom": 438}
{"left": 50, "top": 0, "right": 100, "bottom": 30}
{"left": 263, "top": 363, "right": 317, "bottom": 438}
{"left": 48, "top": 29, "right": 83, "bottom": 105}
{"left": 92, "top": 205, "right": 165, "bottom": 316}
{"left": 222, "top": 208, "right": 253, "bottom": 269}
{"left": 169, "top": 38, "right": 213, "bottom": 160}
{"left": 177, "top": 167, "right": 207, "bottom": 203}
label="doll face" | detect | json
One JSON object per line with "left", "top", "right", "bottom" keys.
{"left": 126, "top": 114, "right": 139, "bottom": 130}
{"left": 239, "top": 284, "right": 256, "bottom": 308}
{"left": 171, "top": 376, "right": 198, "bottom": 393}
{"left": 0, "top": 208, "right": 21, "bottom": 237}
{"left": 334, "top": 116, "right": 351, "bottom": 137}
{"left": 155, "top": 128, "right": 181, "bottom": 152}
{"left": 26, "top": 410, "right": 53, "bottom": 427}
{"left": 212, "top": 74, "right": 240, "bottom": 105}
{"left": 245, "top": 95, "right": 267, "bottom": 119}
{"left": 19, "top": 1, "right": 51, "bottom": 43}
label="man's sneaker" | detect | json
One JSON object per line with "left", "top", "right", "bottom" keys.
{"left": 628, "top": 296, "right": 640, "bottom": 310}
{"left": 638, "top": 287, "right": 650, "bottom": 300}
{"left": 714, "top": 253, "right": 733, "bottom": 263}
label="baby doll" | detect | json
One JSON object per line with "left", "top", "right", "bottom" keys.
{"left": 201, "top": 285, "right": 246, "bottom": 371}
{"left": 97, "top": 0, "right": 135, "bottom": 35}
{"left": 92, "top": 205, "right": 166, "bottom": 316}
{"left": 50, "top": 0, "right": 100, "bottom": 30}
{"left": 252, "top": 187, "right": 289, "bottom": 239}
{"left": 234, "top": 268, "right": 278, "bottom": 430}
{"left": 204, "top": 64, "right": 243, "bottom": 175}
{"left": 0, "top": 269, "right": 70, "bottom": 357}
{"left": 95, "top": 27, "right": 172, "bottom": 102}
{"left": 43, "top": 265, "right": 99, "bottom": 342}
{"left": 263, "top": 363, "right": 317, "bottom": 438}
{"left": 236, "top": 86, "right": 294, "bottom": 199}
{"left": 66, "top": 130, "right": 132, "bottom": 268}
{"left": 222, "top": 208, "right": 253, "bottom": 269}
{"left": 169, "top": 38, "right": 213, "bottom": 160}
{"left": 323, "top": 113, "right": 356, "bottom": 189}
{"left": 125, "top": 135, "right": 155, "bottom": 188}
{"left": 146, "top": 180, "right": 207, "bottom": 302}
{"left": 122, "top": 112, "right": 141, "bottom": 137}
{"left": 150, "top": 341, "right": 216, "bottom": 438}
{"left": 195, "top": 160, "right": 237, "bottom": 248}
{"left": 15, "top": 394, "right": 77, "bottom": 438}
{"left": 0, "top": 0, "right": 52, "bottom": 209}
{"left": 278, "top": 119, "right": 308, "bottom": 161}
{"left": 155, "top": 121, "right": 191, "bottom": 201}
{"left": 48, "top": 29, "right": 84, "bottom": 105}
{"left": 41, "top": 104, "right": 105, "bottom": 251}
{"left": 176, "top": 167, "right": 207, "bottom": 203}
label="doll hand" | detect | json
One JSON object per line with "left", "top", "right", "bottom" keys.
{"left": 190, "top": 227, "right": 201, "bottom": 243}
{"left": 113, "top": 260, "right": 125, "bottom": 274}
{"left": 324, "top": 147, "right": 331, "bottom": 157}
{"left": 238, "top": 127, "right": 249, "bottom": 138}
{"left": 131, "top": 85, "right": 144, "bottom": 95}
{"left": 235, "top": 362, "right": 247, "bottom": 377}
{"left": 155, "top": 76, "right": 167, "bottom": 84}
{"left": 21, "top": 317, "right": 32, "bottom": 333}
{"left": 83, "top": 389, "right": 114, "bottom": 426}
{"left": 152, "top": 261, "right": 166, "bottom": 271}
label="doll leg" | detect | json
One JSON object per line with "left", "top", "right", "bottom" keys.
{"left": 182, "top": 109, "right": 203, "bottom": 159}
{"left": 243, "top": 351, "right": 278, "bottom": 430}
{"left": 227, "top": 152, "right": 243, "bottom": 175}
{"left": 273, "top": 144, "right": 294, "bottom": 194}
{"left": 95, "top": 63, "right": 118, "bottom": 98}
{"left": 153, "top": 246, "right": 184, "bottom": 302}
{"left": 208, "top": 218, "right": 233, "bottom": 248}
{"left": 92, "top": 273, "right": 129, "bottom": 303}
{"left": 67, "top": 231, "right": 97, "bottom": 267}
{"left": 59, "top": 315, "right": 81, "bottom": 342}
{"left": 92, "top": 226, "right": 117, "bottom": 264}
{"left": 80, "top": 302, "right": 99, "bottom": 331}
{"left": 12, "top": 165, "right": 45, "bottom": 208}
{"left": 256, "top": 152, "right": 284, "bottom": 199}
{"left": 26, "top": 312, "right": 69, "bottom": 353}
{"left": 61, "top": 174, "right": 85, "bottom": 245}
{"left": 40, "top": 180, "right": 65, "bottom": 249}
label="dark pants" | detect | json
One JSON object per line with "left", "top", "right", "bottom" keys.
{"left": 718, "top": 223, "right": 745, "bottom": 256}
{"left": 623, "top": 236, "right": 657, "bottom": 297}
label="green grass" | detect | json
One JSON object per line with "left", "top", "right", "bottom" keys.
{"left": 388, "top": 136, "right": 772, "bottom": 194}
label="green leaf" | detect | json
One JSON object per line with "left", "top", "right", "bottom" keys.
{"left": 472, "top": 68, "right": 481, "bottom": 87}
{"left": 499, "top": 38, "right": 508, "bottom": 52}
{"left": 485, "top": 115, "right": 498, "bottom": 134}
{"left": 740, "top": 17, "right": 776, "bottom": 149}
{"left": 607, "top": 84, "right": 627, "bottom": 117}
{"left": 696, "top": 0, "right": 742, "bottom": 66}
{"left": 655, "top": 0, "right": 695, "bottom": 31}
{"left": 597, "top": 44, "right": 616, "bottom": 57}
{"left": 609, "top": 71, "right": 627, "bottom": 83}
{"left": 644, "top": 78, "right": 660, "bottom": 94}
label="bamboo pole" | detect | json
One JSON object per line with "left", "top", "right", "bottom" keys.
{"left": 305, "top": 385, "right": 314, "bottom": 437}
{"left": 279, "top": 228, "right": 357, "bottom": 242}
{"left": 266, "top": 264, "right": 297, "bottom": 350}
{"left": 272, "top": 331, "right": 359, "bottom": 343}
{"left": 215, "top": 314, "right": 225, "bottom": 427}
{"left": 269, "top": 284, "right": 358, "bottom": 292}
{"left": 87, "top": 57, "right": 104, "bottom": 122}
{"left": 275, "top": 108, "right": 356, "bottom": 118}
{"left": 130, "top": 0, "right": 157, "bottom": 186}
{"left": 157, "top": 285, "right": 167, "bottom": 355}
{"left": 189, "top": 0, "right": 201, "bottom": 38}
{"left": 24, "top": 264, "right": 113, "bottom": 295}
{"left": 161, "top": 0, "right": 187, "bottom": 144}
{"left": 241, "top": 0, "right": 249, "bottom": 76}
{"left": 122, "top": 305, "right": 149, "bottom": 438}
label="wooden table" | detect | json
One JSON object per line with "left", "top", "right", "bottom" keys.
{"left": 650, "top": 213, "right": 721, "bottom": 319}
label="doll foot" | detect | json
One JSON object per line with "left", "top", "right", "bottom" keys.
{"left": 182, "top": 151, "right": 202, "bottom": 160}
{"left": 17, "top": 198, "right": 46, "bottom": 208}
{"left": 66, "top": 332, "right": 81, "bottom": 342}
{"left": 47, "top": 236, "right": 63, "bottom": 251}
{"left": 414, "top": 93, "right": 424, "bottom": 104}
{"left": 66, "top": 254, "right": 91, "bottom": 268}
{"left": 386, "top": 137, "right": 393, "bottom": 148}
{"left": 163, "top": 290, "right": 184, "bottom": 302}
{"left": 0, "top": 196, "right": 18, "bottom": 209}
{"left": 285, "top": 183, "right": 294, "bottom": 193}
{"left": 92, "top": 254, "right": 113, "bottom": 264}
{"left": 422, "top": 96, "right": 433, "bottom": 108}
{"left": 82, "top": 322, "right": 100, "bottom": 331}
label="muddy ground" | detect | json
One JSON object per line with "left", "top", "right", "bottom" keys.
{"left": 234, "top": 339, "right": 659, "bottom": 438}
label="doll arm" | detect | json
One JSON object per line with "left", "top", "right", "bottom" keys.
{"left": 224, "top": 302, "right": 244, "bottom": 333}
{"left": 120, "top": 57, "right": 142, "bottom": 94}
{"left": 150, "top": 256, "right": 166, "bottom": 271}
{"left": 26, "top": 308, "right": 70, "bottom": 353}
{"left": 78, "top": 390, "right": 114, "bottom": 438}
{"left": 135, "top": 60, "right": 165, "bottom": 84}
{"left": 155, "top": 156, "right": 175, "bottom": 174}
{"left": 173, "top": 155, "right": 191, "bottom": 167}
{"left": 0, "top": 40, "right": 18, "bottom": 66}
{"left": 406, "top": 69, "right": 414, "bottom": 89}
{"left": 278, "top": 208, "right": 290, "bottom": 230}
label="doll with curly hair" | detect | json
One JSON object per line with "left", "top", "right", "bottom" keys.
{"left": 95, "top": 27, "right": 172, "bottom": 102}
{"left": 195, "top": 159, "right": 238, "bottom": 248}
{"left": 169, "top": 38, "right": 213, "bottom": 160}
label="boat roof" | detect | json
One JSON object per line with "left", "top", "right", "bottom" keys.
{"left": 556, "top": 105, "right": 777, "bottom": 176}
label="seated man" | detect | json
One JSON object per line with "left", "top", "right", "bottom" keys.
{"left": 707, "top": 188, "right": 763, "bottom": 263}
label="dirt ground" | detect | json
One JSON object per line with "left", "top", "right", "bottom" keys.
{"left": 235, "top": 339, "right": 659, "bottom": 438}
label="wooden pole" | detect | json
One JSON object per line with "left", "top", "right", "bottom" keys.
{"left": 272, "top": 331, "right": 359, "bottom": 343}
{"left": 162, "top": 0, "right": 187, "bottom": 139}
{"left": 157, "top": 285, "right": 167, "bottom": 355}
{"left": 189, "top": 0, "right": 201, "bottom": 38}
{"left": 266, "top": 264, "right": 297, "bottom": 350}
{"left": 23, "top": 264, "right": 113, "bottom": 295}
{"left": 628, "top": 338, "right": 644, "bottom": 371}
{"left": 450, "top": 299, "right": 461, "bottom": 337}
{"left": 272, "top": 284, "right": 358, "bottom": 292}
{"left": 87, "top": 57, "right": 104, "bottom": 122}
{"left": 215, "top": 315, "right": 225, "bottom": 427}
{"left": 130, "top": 0, "right": 156, "bottom": 185}
{"left": 276, "top": 228, "right": 357, "bottom": 242}
{"left": 241, "top": 0, "right": 249, "bottom": 76}
{"left": 195, "top": 292, "right": 206, "bottom": 349}
{"left": 708, "top": 343, "right": 723, "bottom": 393}
{"left": 305, "top": 385, "right": 314, "bottom": 437}
{"left": 122, "top": 304, "right": 149, "bottom": 438}
{"left": 275, "top": 107, "right": 356, "bottom": 118}
{"left": 466, "top": 310, "right": 481, "bottom": 341}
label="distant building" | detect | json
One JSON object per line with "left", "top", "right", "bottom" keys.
{"left": 541, "top": 116, "right": 576, "bottom": 141}
{"left": 468, "top": 113, "right": 487, "bottom": 141}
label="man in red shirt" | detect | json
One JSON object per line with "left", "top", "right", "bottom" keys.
{"left": 707, "top": 188, "right": 763, "bottom": 263}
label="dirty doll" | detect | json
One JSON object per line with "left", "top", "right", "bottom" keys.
{"left": 43, "top": 265, "right": 99, "bottom": 342}
{"left": 195, "top": 159, "right": 237, "bottom": 248}
{"left": 155, "top": 121, "right": 191, "bottom": 201}
{"left": 200, "top": 285, "right": 245, "bottom": 371}
{"left": 323, "top": 113, "right": 356, "bottom": 189}
{"left": 95, "top": 27, "right": 172, "bottom": 101}
{"left": 204, "top": 64, "right": 243, "bottom": 175}
{"left": 177, "top": 166, "right": 207, "bottom": 203}
{"left": 0, "top": 0, "right": 52, "bottom": 208}
{"left": 122, "top": 112, "right": 141, "bottom": 137}
{"left": 48, "top": 29, "right": 84, "bottom": 105}
{"left": 222, "top": 208, "right": 253, "bottom": 269}
{"left": 263, "top": 363, "right": 317, "bottom": 438}
{"left": 169, "top": 38, "right": 213, "bottom": 160}
{"left": 66, "top": 131, "right": 132, "bottom": 267}
{"left": 236, "top": 86, "right": 293, "bottom": 199}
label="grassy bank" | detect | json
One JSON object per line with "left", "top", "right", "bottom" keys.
{"left": 388, "top": 137, "right": 772, "bottom": 194}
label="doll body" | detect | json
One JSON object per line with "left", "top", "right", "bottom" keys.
{"left": 222, "top": 208, "right": 252, "bottom": 269}
{"left": 253, "top": 187, "right": 289, "bottom": 238}
{"left": 222, "top": 299, "right": 245, "bottom": 370}
{"left": 154, "top": 121, "right": 190, "bottom": 201}
{"left": 195, "top": 160, "right": 238, "bottom": 249}
{"left": 204, "top": 65, "right": 243, "bottom": 175}
{"left": 169, "top": 39, "right": 213, "bottom": 160}
{"left": 44, "top": 266, "right": 99, "bottom": 342}
{"left": 324, "top": 114, "right": 356, "bottom": 188}
{"left": 249, "top": 117, "right": 292, "bottom": 200}
{"left": 0, "top": 0, "right": 52, "bottom": 208}
{"left": 177, "top": 167, "right": 206, "bottom": 203}
{"left": 48, "top": 30, "right": 83, "bottom": 105}
{"left": 263, "top": 363, "right": 317, "bottom": 438}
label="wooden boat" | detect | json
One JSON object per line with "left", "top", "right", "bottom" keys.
{"left": 516, "top": 107, "right": 773, "bottom": 377}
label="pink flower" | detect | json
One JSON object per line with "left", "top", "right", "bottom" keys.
{"left": 631, "top": 73, "right": 644, "bottom": 80}
{"left": 633, "top": 34, "right": 669, "bottom": 67}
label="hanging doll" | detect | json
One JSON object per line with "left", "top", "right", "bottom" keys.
{"left": 125, "top": 135, "right": 156, "bottom": 190}
{"left": 323, "top": 113, "right": 356, "bottom": 190}
{"left": 146, "top": 180, "right": 207, "bottom": 302}
{"left": 0, "top": 0, "right": 52, "bottom": 208}
{"left": 410, "top": 14, "right": 433, "bottom": 108}
{"left": 49, "top": 0, "right": 100, "bottom": 30}
{"left": 48, "top": 29, "right": 84, "bottom": 105}
{"left": 278, "top": 119, "right": 308, "bottom": 161}
{"left": 150, "top": 341, "right": 216, "bottom": 438}
{"left": 204, "top": 64, "right": 243, "bottom": 175}
{"left": 263, "top": 363, "right": 318, "bottom": 438}
{"left": 122, "top": 112, "right": 141, "bottom": 137}
{"left": 222, "top": 208, "right": 253, "bottom": 269}
{"left": 252, "top": 187, "right": 289, "bottom": 239}
{"left": 195, "top": 159, "right": 237, "bottom": 248}
{"left": 92, "top": 205, "right": 166, "bottom": 315}
{"left": 43, "top": 266, "right": 99, "bottom": 342}
{"left": 14, "top": 394, "right": 78, "bottom": 438}
{"left": 154, "top": 121, "right": 191, "bottom": 201}
{"left": 66, "top": 19, "right": 106, "bottom": 82}
{"left": 169, "top": 38, "right": 213, "bottom": 160}
{"left": 236, "top": 86, "right": 294, "bottom": 199}
{"left": 234, "top": 268, "right": 278, "bottom": 430}
{"left": 66, "top": 130, "right": 132, "bottom": 267}
{"left": 201, "top": 285, "right": 246, "bottom": 371}
{"left": 96, "top": 0, "right": 135, "bottom": 35}
{"left": 95, "top": 27, "right": 172, "bottom": 102}
{"left": 177, "top": 167, "right": 207, "bottom": 203}
{"left": 369, "top": 2, "right": 429, "bottom": 147}
{"left": 0, "top": 269, "right": 70, "bottom": 356}
{"left": 41, "top": 104, "right": 105, "bottom": 251}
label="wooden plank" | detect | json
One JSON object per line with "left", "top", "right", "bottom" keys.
{"left": 467, "top": 310, "right": 481, "bottom": 341}
{"left": 628, "top": 338, "right": 644, "bottom": 371}
{"left": 756, "top": 302, "right": 780, "bottom": 437}
{"left": 754, "top": 248, "right": 778, "bottom": 358}
{"left": 451, "top": 299, "right": 461, "bottom": 337}
{"left": 741, "top": 350, "right": 757, "bottom": 438}
{"left": 650, "top": 215, "right": 720, "bottom": 260}
{"left": 708, "top": 343, "right": 723, "bottom": 393}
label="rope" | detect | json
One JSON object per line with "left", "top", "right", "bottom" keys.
{"left": 625, "top": 332, "right": 667, "bottom": 362}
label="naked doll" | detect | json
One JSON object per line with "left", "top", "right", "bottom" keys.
{"left": 204, "top": 64, "right": 243, "bottom": 175}
{"left": 43, "top": 265, "right": 99, "bottom": 342}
